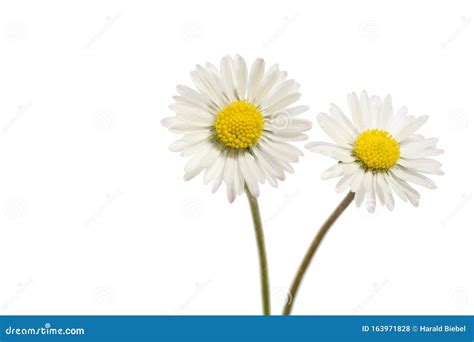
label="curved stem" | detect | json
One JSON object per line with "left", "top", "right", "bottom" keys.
{"left": 282, "top": 191, "right": 355, "bottom": 315}
{"left": 245, "top": 185, "right": 271, "bottom": 315}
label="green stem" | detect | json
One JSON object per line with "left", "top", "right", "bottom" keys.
{"left": 282, "top": 191, "right": 355, "bottom": 315}
{"left": 245, "top": 185, "right": 271, "bottom": 315}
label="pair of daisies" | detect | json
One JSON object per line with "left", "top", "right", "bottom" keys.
{"left": 162, "top": 56, "right": 443, "bottom": 212}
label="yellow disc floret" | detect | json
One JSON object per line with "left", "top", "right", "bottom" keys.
{"left": 214, "top": 100, "right": 264, "bottom": 149}
{"left": 353, "top": 129, "right": 400, "bottom": 172}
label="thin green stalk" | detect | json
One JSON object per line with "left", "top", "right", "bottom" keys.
{"left": 283, "top": 191, "right": 355, "bottom": 315}
{"left": 245, "top": 185, "right": 271, "bottom": 315}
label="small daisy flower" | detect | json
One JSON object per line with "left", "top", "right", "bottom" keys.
{"left": 306, "top": 91, "right": 443, "bottom": 212}
{"left": 162, "top": 55, "right": 312, "bottom": 202}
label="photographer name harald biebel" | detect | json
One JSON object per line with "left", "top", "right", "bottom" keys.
{"left": 418, "top": 325, "right": 466, "bottom": 333}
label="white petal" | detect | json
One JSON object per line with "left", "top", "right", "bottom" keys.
{"left": 329, "top": 103, "right": 358, "bottom": 138}
{"left": 397, "top": 158, "right": 443, "bottom": 175}
{"left": 220, "top": 55, "right": 236, "bottom": 102}
{"left": 348, "top": 92, "right": 364, "bottom": 131}
{"left": 394, "top": 115, "right": 429, "bottom": 141}
{"left": 370, "top": 95, "right": 382, "bottom": 128}
{"left": 233, "top": 55, "right": 248, "bottom": 100}
{"left": 286, "top": 105, "right": 309, "bottom": 116}
{"left": 321, "top": 163, "right": 345, "bottom": 180}
{"left": 223, "top": 153, "right": 237, "bottom": 202}
{"left": 247, "top": 58, "right": 265, "bottom": 101}
{"left": 238, "top": 152, "right": 260, "bottom": 197}
{"left": 359, "top": 90, "right": 371, "bottom": 129}
{"left": 364, "top": 172, "right": 376, "bottom": 213}
{"left": 350, "top": 168, "right": 365, "bottom": 192}
{"left": 335, "top": 167, "right": 359, "bottom": 193}
{"left": 391, "top": 165, "right": 437, "bottom": 189}
{"left": 317, "top": 113, "right": 353, "bottom": 147}
{"left": 305, "top": 142, "right": 354, "bottom": 162}
{"left": 379, "top": 95, "right": 393, "bottom": 130}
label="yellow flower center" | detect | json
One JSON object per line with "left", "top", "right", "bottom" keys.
{"left": 353, "top": 129, "right": 400, "bottom": 172}
{"left": 214, "top": 100, "right": 264, "bottom": 149}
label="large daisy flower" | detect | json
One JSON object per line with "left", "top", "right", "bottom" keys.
{"left": 306, "top": 91, "right": 443, "bottom": 212}
{"left": 162, "top": 55, "right": 312, "bottom": 202}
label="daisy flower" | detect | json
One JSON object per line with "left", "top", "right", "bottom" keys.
{"left": 162, "top": 55, "right": 312, "bottom": 203}
{"left": 283, "top": 92, "right": 444, "bottom": 315}
{"left": 162, "top": 55, "right": 312, "bottom": 315}
{"left": 306, "top": 91, "right": 443, "bottom": 212}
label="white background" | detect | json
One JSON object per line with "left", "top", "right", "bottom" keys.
{"left": 0, "top": 0, "right": 473, "bottom": 315}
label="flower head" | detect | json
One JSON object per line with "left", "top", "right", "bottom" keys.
{"left": 162, "top": 55, "right": 312, "bottom": 202}
{"left": 306, "top": 91, "right": 443, "bottom": 212}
